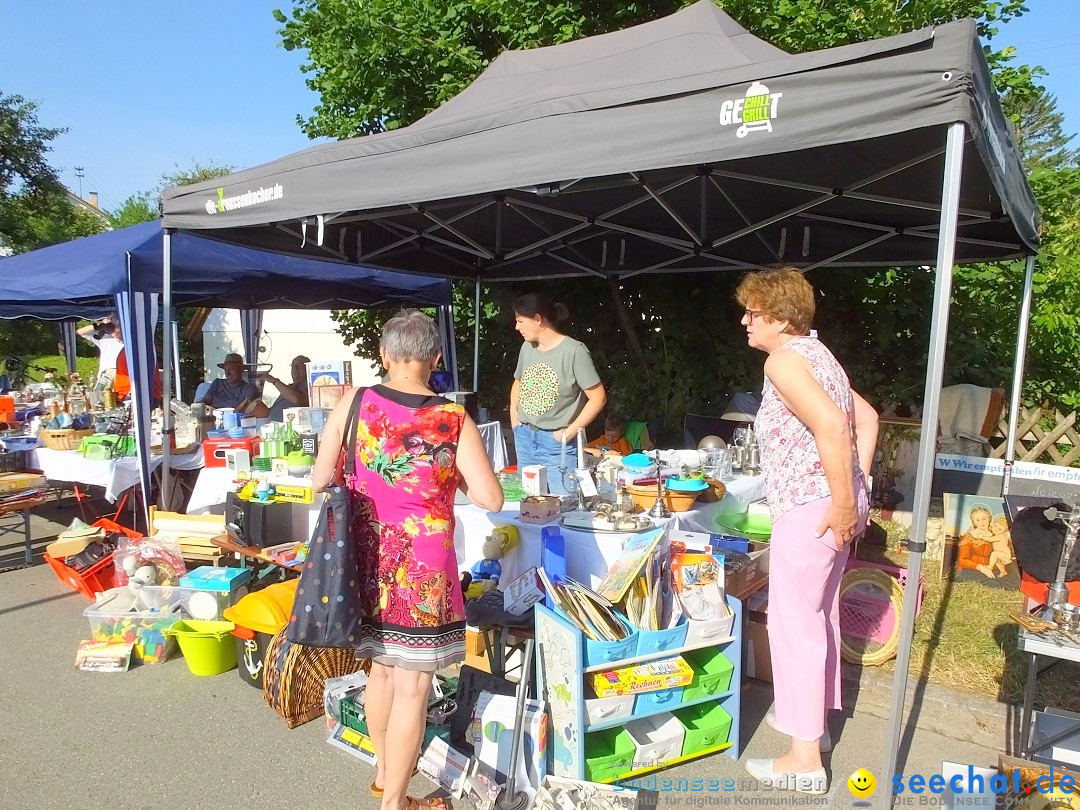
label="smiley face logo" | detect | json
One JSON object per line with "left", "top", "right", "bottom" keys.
{"left": 848, "top": 769, "right": 876, "bottom": 798}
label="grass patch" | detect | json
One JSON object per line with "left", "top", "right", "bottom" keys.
{"left": 2, "top": 355, "right": 99, "bottom": 385}
{"left": 856, "top": 526, "right": 1080, "bottom": 712}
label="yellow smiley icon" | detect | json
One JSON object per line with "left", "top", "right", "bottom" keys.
{"left": 848, "top": 769, "right": 876, "bottom": 798}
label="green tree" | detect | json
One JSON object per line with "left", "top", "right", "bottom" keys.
{"left": 1011, "top": 87, "right": 1079, "bottom": 171}
{"left": 110, "top": 192, "right": 158, "bottom": 228}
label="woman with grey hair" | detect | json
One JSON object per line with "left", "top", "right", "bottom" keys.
{"left": 314, "top": 309, "right": 503, "bottom": 810}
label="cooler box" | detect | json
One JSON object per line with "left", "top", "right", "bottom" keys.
{"left": 203, "top": 436, "right": 261, "bottom": 468}
{"left": 222, "top": 579, "right": 298, "bottom": 689}
{"left": 179, "top": 566, "right": 253, "bottom": 621}
{"left": 83, "top": 585, "right": 184, "bottom": 664}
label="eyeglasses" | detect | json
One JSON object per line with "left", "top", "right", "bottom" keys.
{"left": 743, "top": 309, "right": 764, "bottom": 322}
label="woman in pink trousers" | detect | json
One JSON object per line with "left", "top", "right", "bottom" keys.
{"left": 738, "top": 268, "right": 879, "bottom": 795}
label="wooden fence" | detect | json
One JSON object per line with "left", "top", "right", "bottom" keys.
{"left": 990, "top": 406, "right": 1080, "bottom": 466}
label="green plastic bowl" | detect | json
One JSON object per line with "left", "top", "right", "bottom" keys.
{"left": 715, "top": 512, "right": 772, "bottom": 540}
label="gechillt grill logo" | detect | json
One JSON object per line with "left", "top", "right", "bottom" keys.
{"left": 719, "top": 80, "right": 783, "bottom": 138}
{"left": 205, "top": 183, "right": 284, "bottom": 215}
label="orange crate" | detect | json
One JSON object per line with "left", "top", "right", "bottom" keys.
{"left": 44, "top": 552, "right": 116, "bottom": 600}
{"left": 43, "top": 518, "right": 143, "bottom": 600}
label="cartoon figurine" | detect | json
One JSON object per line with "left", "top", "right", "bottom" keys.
{"left": 467, "top": 525, "right": 519, "bottom": 598}
{"left": 252, "top": 478, "right": 275, "bottom": 503}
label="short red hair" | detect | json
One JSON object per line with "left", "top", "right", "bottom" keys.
{"left": 735, "top": 267, "right": 815, "bottom": 335}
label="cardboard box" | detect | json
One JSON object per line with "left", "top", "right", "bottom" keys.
{"left": 521, "top": 465, "right": 548, "bottom": 496}
{"left": 503, "top": 567, "right": 545, "bottom": 616}
{"left": 306, "top": 360, "right": 353, "bottom": 389}
{"left": 273, "top": 483, "right": 315, "bottom": 505}
{"left": 518, "top": 495, "right": 560, "bottom": 524}
{"left": 745, "top": 612, "right": 772, "bottom": 682}
{"left": 591, "top": 656, "right": 694, "bottom": 698}
{"left": 311, "top": 384, "right": 348, "bottom": 410}
{"left": 418, "top": 737, "right": 470, "bottom": 797}
{"left": 0, "top": 472, "right": 46, "bottom": 493}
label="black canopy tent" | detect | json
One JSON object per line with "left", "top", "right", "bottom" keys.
{"left": 162, "top": 1, "right": 1041, "bottom": 789}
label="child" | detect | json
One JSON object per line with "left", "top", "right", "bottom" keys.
{"left": 587, "top": 413, "right": 634, "bottom": 456}
{"left": 986, "top": 515, "right": 1014, "bottom": 577}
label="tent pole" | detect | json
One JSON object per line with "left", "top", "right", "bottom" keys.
{"left": 161, "top": 229, "right": 174, "bottom": 511}
{"left": 473, "top": 276, "right": 481, "bottom": 393}
{"left": 1002, "top": 254, "right": 1036, "bottom": 496}
{"left": 880, "top": 121, "right": 966, "bottom": 796}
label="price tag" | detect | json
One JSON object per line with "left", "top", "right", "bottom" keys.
{"left": 574, "top": 468, "right": 597, "bottom": 498}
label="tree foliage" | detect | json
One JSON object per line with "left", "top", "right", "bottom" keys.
{"left": 281, "top": 0, "right": 1080, "bottom": 433}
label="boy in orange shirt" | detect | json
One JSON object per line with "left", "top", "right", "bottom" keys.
{"left": 587, "top": 413, "right": 634, "bottom": 456}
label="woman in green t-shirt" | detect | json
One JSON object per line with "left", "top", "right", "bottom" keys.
{"left": 509, "top": 293, "right": 607, "bottom": 495}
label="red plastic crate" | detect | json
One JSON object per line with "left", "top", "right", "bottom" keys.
{"left": 44, "top": 551, "right": 117, "bottom": 600}
{"left": 44, "top": 517, "right": 143, "bottom": 600}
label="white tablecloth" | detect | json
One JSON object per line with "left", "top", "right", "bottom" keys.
{"left": 454, "top": 474, "right": 765, "bottom": 588}
{"left": 477, "top": 421, "right": 508, "bottom": 471}
{"left": 26, "top": 446, "right": 205, "bottom": 503}
{"left": 186, "top": 466, "right": 323, "bottom": 541}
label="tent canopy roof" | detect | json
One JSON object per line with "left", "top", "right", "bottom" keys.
{"left": 0, "top": 220, "right": 452, "bottom": 313}
{"left": 161, "top": 1, "right": 1038, "bottom": 281}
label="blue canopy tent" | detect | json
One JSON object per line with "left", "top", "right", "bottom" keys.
{"left": 0, "top": 221, "right": 453, "bottom": 524}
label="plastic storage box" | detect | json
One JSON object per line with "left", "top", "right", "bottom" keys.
{"left": 179, "top": 566, "right": 253, "bottom": 621}
{"left": 46, "top": 517, "right": 141, "bottom": 599}
{"left": 83, "top": 585, "right": 184, "bottom": 664}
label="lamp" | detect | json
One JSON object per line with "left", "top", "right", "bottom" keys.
{"left": 721, "top": 391, "right": 762, "bottom": 422}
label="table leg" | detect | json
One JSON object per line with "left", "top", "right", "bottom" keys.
{"left": 22, "top": 508, "right": 32, "bottom": 566}
{"left": 1019, "top": 652, "right": 1037, "bottom": 756}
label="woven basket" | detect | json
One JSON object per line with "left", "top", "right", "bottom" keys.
{"left": 262, "top": 628, "right": 364, "bottom": 728}
{"left": 40, "top": 428, "right": 94, "bottom": 452}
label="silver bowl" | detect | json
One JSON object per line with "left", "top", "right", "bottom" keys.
{"left": 1052, "top": 602, "right": 1080, "bottom": 634}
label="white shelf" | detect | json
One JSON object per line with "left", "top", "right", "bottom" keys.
{"left": 583, "top": 635, "right": 735, "bottom": 673}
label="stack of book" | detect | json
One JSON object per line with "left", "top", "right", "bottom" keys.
{"left": 537, "top": 569, "right": 628, "bottom": 642}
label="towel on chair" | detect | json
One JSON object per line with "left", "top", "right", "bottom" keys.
{"left": 938, "top": 384, "right": 1004, "bottom": 444}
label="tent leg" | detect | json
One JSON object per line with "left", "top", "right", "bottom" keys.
{"left": 161, "top": 230, "right": 174, "bottom": 511}
{"left": 473, "top": 277, "right": 481, "bottom": 393}
{"left": 1002, "top": 255, "right": 1036, "bottom": 496}
{"left": 880, "top": 122, "right": 965, "bottom": 793}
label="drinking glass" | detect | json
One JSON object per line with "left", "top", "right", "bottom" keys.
{"left": 733, "top": 426, "right": 750, "bottom": 447}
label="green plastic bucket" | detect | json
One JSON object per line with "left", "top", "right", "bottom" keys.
{"left": 166, "top": 620, "right": 238, "bottom": 676}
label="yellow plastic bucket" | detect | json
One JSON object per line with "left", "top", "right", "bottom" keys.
{"left": 166, "top": 620, "right": 238, "bottom": 676}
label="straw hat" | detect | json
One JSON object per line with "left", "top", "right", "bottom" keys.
{"left": 218, "top": 352, "right": 245, "bottom": 369}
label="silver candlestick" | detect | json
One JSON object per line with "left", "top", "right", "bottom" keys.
{"left": 647, "top": 450, "right": 670, "bottom": 518}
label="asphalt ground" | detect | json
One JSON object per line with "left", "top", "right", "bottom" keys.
{"left": 0, "top": 495, "right": 1008, "bottom": 810}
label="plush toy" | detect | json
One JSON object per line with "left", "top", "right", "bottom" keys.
{"left": 101, "top": 556, "right": 159, "bottom": 612}
{"left": 467, "top": 526, "right": 520, "bottom": 597}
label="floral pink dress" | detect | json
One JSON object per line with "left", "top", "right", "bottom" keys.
{"left": 347, "top": 385, "right": 466, "bottom": 671}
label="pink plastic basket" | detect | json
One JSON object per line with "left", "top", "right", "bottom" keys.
{"left": 840, "top": 558, "right": 924, "bottom": 645}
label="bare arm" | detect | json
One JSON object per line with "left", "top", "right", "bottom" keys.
{"left": 764, "top": 350, "right": 857, "bottom": 545}
{"left": 456, "top": 414, "right": 504, "bottom": 512}
{"left": 851, "top": 389, "right": 879, "bottom": 482}
{"left": 509, "top": 378, "right": 522, "bottom": 429}
{"left": 555, "top": 383, "right": 607, "bottom": 443}
{"left": 76, "top": 324, "right": 95, "bottom": 338}
{"left": 311, "top": 388, "right": 358, "bottom": 491}
{"left": 263, "top": 375, "right": 308, "bottom": 407}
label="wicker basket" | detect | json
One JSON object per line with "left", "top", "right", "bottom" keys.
{"left": 40, "top": 428, "right": 94, "bottom": 452}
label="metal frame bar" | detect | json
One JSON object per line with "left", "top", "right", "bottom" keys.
{"left": 881, "top": 121, "right": 967, "bottom": 790}
{"left": 160, "top": 231, "right": 174, "bottom": 511}
{"left": 1002, "top": 254, "right": 1037, "bottom": 495}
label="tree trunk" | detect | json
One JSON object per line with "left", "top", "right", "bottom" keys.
{"left": 606, "top": 277, "right": 648, "bottom": 376}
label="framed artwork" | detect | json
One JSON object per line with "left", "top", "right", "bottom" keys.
{"left": 942, "top": 493, "right": 1020, "bottom": 589}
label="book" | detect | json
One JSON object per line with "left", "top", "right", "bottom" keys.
{"left": 597, "top": 527, "right": 664, "bottom": 603}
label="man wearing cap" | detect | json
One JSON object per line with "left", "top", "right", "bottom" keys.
{"left": 263, "top": 355, "right": 311, "bottom": 421}
{"left": 198, "top": 352, "right": 262, "bottom": 410}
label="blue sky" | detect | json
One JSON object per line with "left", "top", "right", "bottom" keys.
{"left": 2, "top": 0, "right": 1077, "bottom": 213}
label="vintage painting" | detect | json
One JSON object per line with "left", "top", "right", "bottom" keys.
{"left": 942, "top": 493, "right": 1021, "bottom": 589}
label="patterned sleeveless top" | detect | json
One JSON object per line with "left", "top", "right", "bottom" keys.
{"left": 755, "top": 336, "right": 865, "bottom": 520}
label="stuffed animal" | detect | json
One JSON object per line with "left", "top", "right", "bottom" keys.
{"left": 100, "top": 556, "right": 159, "bottom": 612}
{"left": 467, "top": 526, "right": 520, "bottom": 597}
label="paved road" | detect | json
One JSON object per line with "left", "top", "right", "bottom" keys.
{"left": 0, "top": 498, "right": 1009, "bottom": 809}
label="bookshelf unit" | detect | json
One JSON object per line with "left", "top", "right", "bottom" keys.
{"left": 535, "top": 595, "right": 743, "bottom": 783}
